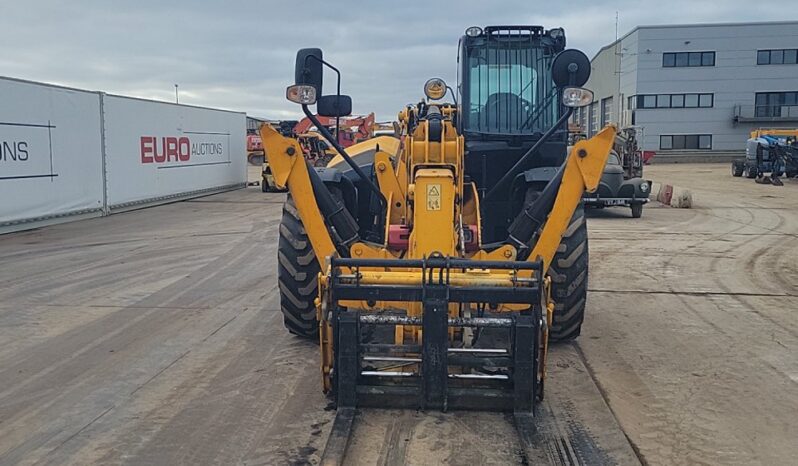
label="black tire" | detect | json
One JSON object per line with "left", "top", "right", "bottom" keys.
{"left": 261, "top": 177, "right": 270, "bottom": 192}
{"left": 248, "top": 153, "right": 264, "bottom": 166}
{"left": 745, "top": 165, "right": 758, "bottom": 179}
{"left": 548, "top": 205, "right": 589, "bottom": 341}
{"left": 630, "top": 202, "right": 643, "bottom": 218}
{"left": 731, "top": 163, "right": 744, "bottom": 177}
{"left": 277, "top": 196, "right": 320, "bottom": 338}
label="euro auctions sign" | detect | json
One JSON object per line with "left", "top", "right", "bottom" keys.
{"left": 0, "top": 121, "right": 56, "bottom": 181}
{"left": 139, "top": 134, "right": 228, "bottom": 166}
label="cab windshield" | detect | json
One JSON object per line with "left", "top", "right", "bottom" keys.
{"left": 464, "top": 42, "right": 557, "bottom": 134}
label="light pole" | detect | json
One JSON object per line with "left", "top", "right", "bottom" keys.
{"left": 174, "top": 84, "right": 179, "bottom": 104}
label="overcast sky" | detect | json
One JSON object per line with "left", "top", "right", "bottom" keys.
{"left": 1, "top": 1, "right": 792, "bottom": 121}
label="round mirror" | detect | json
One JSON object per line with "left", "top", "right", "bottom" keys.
{"left": 551, "top": 49, "right": 591, "bottom": 88}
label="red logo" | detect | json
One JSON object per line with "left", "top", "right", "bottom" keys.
{"left": 140, "top": 136, "right": 191, "bottom": 163}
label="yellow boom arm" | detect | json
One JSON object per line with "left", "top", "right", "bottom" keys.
{"left": 259, "top": 124, "right": 338, "bottom": 265}
{"left": 529, "top": 126, "right": 616, "bottom": 273}
{"left": 260, "top": 121, "right": 617, "bottom": 281}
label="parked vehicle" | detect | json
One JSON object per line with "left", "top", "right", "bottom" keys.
{"left": 583, "top": 152, "right": 650, "bottom": 217}
{"left": 583, "top": 127, "right": 651, "bottom": 218}
{"left": 732, "top": 130, "right": 798, "bottom": 185}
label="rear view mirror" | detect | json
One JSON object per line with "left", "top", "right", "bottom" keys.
{"left": 317, "top": 95, "right": 352, "bottom": 117}
{"left": 295, "top": 48, "right": 323, "bottom": 93}
{"left": 551, "top": 49, "right": 590, "bottom": 88}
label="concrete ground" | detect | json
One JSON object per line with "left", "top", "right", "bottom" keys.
{"left": 0, "top": 164, "right": 796, "bottom": 465}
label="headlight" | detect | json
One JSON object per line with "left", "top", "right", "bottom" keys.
{"left": 465, "top": 26, "right": 483, "bottom": 37}
{"left": 562, "top": 87, "right": 594, "bottom": 108}
{"left": 286, "top": 84, "right": 317, "bottom": 105}
{"left": 424, "top": 78, "right": 447, "bottom": 101}
{"left": 640, "top": 181, "right": 650, "bottom": 192}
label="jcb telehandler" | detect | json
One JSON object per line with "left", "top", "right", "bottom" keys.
{"left": 260, "top": 25, "right": 616, "bottom": 459}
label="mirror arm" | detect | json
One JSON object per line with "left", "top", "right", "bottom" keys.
{"left": 483, "top": 105, "right": 574, "bottom": 201}
{"left": 307, "top": 55, "right": 343, "bottom": 143}
{"left": 301, "top": 105, "right": 387, "bottom": 239}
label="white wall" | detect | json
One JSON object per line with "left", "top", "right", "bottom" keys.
{"left": 0, "top": 77, "right": 247, "bottom": 232}
{"left": 103, "top": 96, "right": 246, "bottom": 208}
{"left": 632, "top": 22, "right": 798, "bottom": 152}
{"left": 0, "top": 79, "right": 105, "bottom": 226}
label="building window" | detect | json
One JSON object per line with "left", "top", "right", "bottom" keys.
{"left": 627, "top": 95, "right": 636, "bottom": 110}
{"left": 757, "top": 49, "right": 798, "bottom": 65}
{"left": 577, "top": 106, "right": 587, "bottom": 132}
{"left": 660, "top": 134, "right": 712, "bottom": 150}
{"left": 601, "top": 97, "right": 613, "bottom": 126}
{"left": 663, "top": 51, "right": 715, "bottom": 67}
{"left": 755, "top": 91, "right": 798, "bottom": 117}
{"left": 590, "top": 102, "right": 599, "bottom": 135}
{"left": 635, "top": 93, "right": 713, "bottom": 109}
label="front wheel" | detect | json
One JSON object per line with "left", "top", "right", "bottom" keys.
{"left": 548, "top": 204, "right": 589, "bottom": 341}
{"left": 277, "top": 197, "right": 321, "bottom": 338}
{"left": 631, "top": 202, "right": 643, "bottom": 218}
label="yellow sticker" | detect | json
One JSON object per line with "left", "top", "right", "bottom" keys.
{"left": 426, "top": 184, "right": 441, "bottom": 211}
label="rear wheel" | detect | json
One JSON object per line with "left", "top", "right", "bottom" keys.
{"left": 745, "top": 165, "right": 758, "bottom": 178}
{"left": 277, "top": 196, "right": 320, "bottom": 338}
{"left": 548, "top": 205, "right": 589, "bottom": 341}
{"left": 731, "top": 162, "right": 744, "bottom": 177}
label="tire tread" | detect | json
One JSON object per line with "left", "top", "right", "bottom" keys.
{"left": 548, "top": 205, "right": 589, "bottom": 341}
{"left": 277, "top": 196, "right": 320, "bottom": 338}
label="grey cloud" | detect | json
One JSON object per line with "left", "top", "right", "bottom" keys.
{"left": 1, "top": 0, "right": 792, "bottom": 120}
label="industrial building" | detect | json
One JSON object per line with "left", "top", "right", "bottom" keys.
{"left": 576, "top": 21, "right": 798, "bottom": 156}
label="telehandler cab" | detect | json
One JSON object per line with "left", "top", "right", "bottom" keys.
{"left": 259, "top": 25, "right": 615, "bottom": 452}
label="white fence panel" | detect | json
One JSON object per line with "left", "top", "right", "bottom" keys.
{"left": 0, "top": 78, "right": 104, "bottom": 227}
{"left": 103, "top": 96, "right": 246, "bottom": 208}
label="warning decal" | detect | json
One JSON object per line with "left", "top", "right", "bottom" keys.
{"left": 426, "top": 184, "right": 441, "bottom": 211}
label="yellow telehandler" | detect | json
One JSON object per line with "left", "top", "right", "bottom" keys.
{"left": 260, "top": 25, "right": 615, "bottom": 462}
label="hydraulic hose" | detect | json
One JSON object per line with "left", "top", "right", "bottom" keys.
{"left": 302, "top": 105, "right": 387, "bottom": 243}
{"left": 306, "top": 160, "right": 360, "bottom": 256}
{"left": 505, "top": 158, "right": 566, "bottom": 260}
{"left": 484, "top": 106, "right": 574, "bottom": 202}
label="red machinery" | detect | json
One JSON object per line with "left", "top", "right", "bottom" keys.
{"left": 292, "top": 113, "right": 376, "bottom": 147}
{"left": 246, "top": 134, "right": 264, "bottom": 165}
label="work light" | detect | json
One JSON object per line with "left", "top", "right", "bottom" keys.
{"left": 465, "top": 26, "right": 483, "bottom": 37}
{"left": 562, "top": 87, "right": 594, "bottom": 107}
{"left": 424, "top": 78, "right": 447, "bottom": 100}
{"left": 286, "top": 85, "right": 317, "bottom": 105}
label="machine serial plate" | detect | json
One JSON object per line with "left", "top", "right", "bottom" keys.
{"left": 426, "top": 184, "right": 441, "bottom": 211}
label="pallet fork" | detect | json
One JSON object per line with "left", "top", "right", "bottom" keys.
{"left": 320, "top": 256, "right": 547, "bottom": 464}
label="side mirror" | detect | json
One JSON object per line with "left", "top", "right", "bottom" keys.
{"left": 295, "top": 48, "right": 323, "bottom": 93}
{"left": 551, "top": 49, "right": 590, "bottom": 88}
{"left": 317, "top": 95, "right": 352, "bottom": 117}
